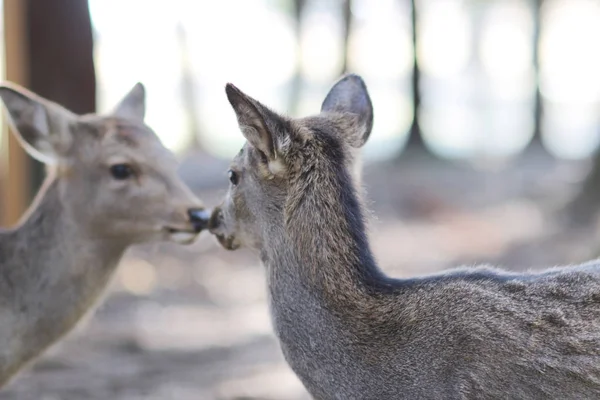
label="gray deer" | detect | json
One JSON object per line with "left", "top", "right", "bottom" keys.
{"left": 209, "top": 74, "right": 600, "bottom": 399}
{"left": 0, "top": 83, "right": 210, "bottom": 387}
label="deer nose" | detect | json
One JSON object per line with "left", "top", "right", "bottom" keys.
{"left": 188, "top": 208, "right": 211, "bottom": 232}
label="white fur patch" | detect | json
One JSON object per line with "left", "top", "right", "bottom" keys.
{"left": 268, "top": 159, "right": 286, "bottom": 175}
{"left": 169, "top": 231, "right": 198, "bottom": 244}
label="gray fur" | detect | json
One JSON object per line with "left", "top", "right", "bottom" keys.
{"left": 0, "top": 82, "right": 205, "bottom": 387}
{"left": 210, "top": 74, "right": 600, "bottom": 399}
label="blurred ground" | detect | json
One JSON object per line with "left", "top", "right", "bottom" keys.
{"left": 3, "top": 149, "right": 600, "bottom": 400}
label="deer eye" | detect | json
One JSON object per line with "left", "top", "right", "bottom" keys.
{"left": 110, "top": 164, "right": 134, "bottom": 180}
{"left": 228, "top": 169, "right": 239, "bottom": 186}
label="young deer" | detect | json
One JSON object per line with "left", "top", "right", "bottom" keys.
{"left": 0, "top": 83, "right": 209, "bottom": 386}
{"left": 209, "top": 74, "right": 600, "bottom": 399}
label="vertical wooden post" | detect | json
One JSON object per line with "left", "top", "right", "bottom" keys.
{"left": 0, "top": 0, "right": 95, "bottom": 227}
{"left": 1, "top": 0, "right": 30, "bottom": 227}
{"left": 26, "top": 0, "right": 96, "bottom": 192}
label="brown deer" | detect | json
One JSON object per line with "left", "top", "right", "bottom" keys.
{"left": 0, "top": 82, "right": 209, "bottom": 387}
{"left": 209, "top": 74, "right": 600, "bottom": 399}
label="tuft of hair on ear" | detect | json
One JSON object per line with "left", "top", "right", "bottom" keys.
{"left": 112, "top": 82, "right": 146, "bottom": 122}
{"left": 267, "top": 158, "right": 286, "bottom": 176}
{"left": 225, "top": 83, "right": 297, "bottom": 166}
{"left": 225, "top": 83, "right": 275, "bottom": 159}
{"left": 321, "top": 74, "right": 374, "bottom": 148}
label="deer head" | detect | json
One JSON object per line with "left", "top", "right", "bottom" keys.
{"left": 0, "top": 82, "right": 210, "bottom": 245}
{"left": 209, "top": 74, "right": 373, "bottom": 251}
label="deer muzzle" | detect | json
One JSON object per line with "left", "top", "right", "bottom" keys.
{"left": 188, "top": 208, "right": 211, "bottom": 232}
{"left": 208, "top": 207, "right": 240, "bottom": 250}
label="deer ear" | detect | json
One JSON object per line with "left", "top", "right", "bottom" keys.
{"left": 0, "top": 83, "right": 76, "bottom": 164}
{"left": 225, "top": 83, "right": 288, "bottom": 161}
{"left": 321, "top": 74, "right": 373, "bottom": 148}
{"left": 112, "top": 82, "right": 145, "bottom": 122}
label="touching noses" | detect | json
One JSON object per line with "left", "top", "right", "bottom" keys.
{"left": 207, "top": 207, "right": 223, "bottom": 233}
{"left": 188, "top": 208, "right": 211, "bottom": 233}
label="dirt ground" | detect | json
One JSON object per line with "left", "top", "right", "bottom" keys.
{"left": 2, "top": 150, "right": 600, "bottom": 400}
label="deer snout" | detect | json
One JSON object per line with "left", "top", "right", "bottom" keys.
{"left": 208, "top": 207, "right": 224, "bottom": 233}
{"left": 188, "top": 208, "right": 211, "bottom": 233}
{"left": 207, "top": 207, "right": 240, "bottom": 250}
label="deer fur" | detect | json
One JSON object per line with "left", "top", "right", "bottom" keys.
{"left": 0, "top": 83, "right": 209, "bottom": 387}
{"left": 210, "top": 74, "right": 600, "bottom": 399}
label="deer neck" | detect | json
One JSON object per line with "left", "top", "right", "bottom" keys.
{"left": 0, "top": 177, "right": 128, "bottom": 373}
{"left": 262, "top": 161, "right": 386, "bottom": 320}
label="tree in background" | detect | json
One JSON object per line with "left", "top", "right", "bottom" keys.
{"left": 525, "top": 0, "right": 545, "bottom": 153}
{"left": 287, "top": 0, "right": 306, "bottom": 115}
{"left": 1, "top": 0, "right": 95, "bottom": 225}
{"left": 404, "top": 0, "right": 426, "bottom": 151}
{"left": 176, "top": 22, "right": 204, "bottom": 152}
{"left": 340, "top": 0, "right": 352, "bottom": 75}
{"left": 288, "top": 0, "right": 352, "bottom": 115}
{"left": 26, "top": 0, "right": 96, "bottom": 193}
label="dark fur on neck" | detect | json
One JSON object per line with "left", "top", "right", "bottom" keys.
{"left": 284, "top": 128, "right": 387, "bottom": 305}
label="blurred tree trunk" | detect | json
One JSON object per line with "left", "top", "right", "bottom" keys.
{"left": 2, "top": 0, "right": 29, "bottom": 226}
{"left": 340, "top": 0, "right": 352, "bottom": 75}
{"left": 26, "top": 0, "right": 96, "bottom": 194}
{"left": 288, "top": 0, "right": 306, "bottom": 115}
{"left": 1, "top": 0, "right": 95, "bottom": 225}
{"left": 405, "top": 0, "right": 426, "bottom": 152}
{"left": 525, "top": 0, "right": 545, "bottom": 152}
{"left": 288, "top": 0, "right": 352, "bottom": 115}
{"left": 176, "top": 22, "right": 203, "bottom": 151}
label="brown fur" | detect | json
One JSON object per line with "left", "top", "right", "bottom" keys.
{"left": 210, "top": 74, "right": 600, "bottom": 399}
{"left": 0, "top": 82, "right": 209, "bottom": 387}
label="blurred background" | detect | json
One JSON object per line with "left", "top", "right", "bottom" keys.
{"left": 1, "top": 0, "right": 600, "bottom": 398}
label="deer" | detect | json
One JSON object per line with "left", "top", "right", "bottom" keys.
{"left": 0, "top": 82, "right": 210, "bottom": 387}
{"left": 209, "top": 74, "right": 600, "bottom": 399}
